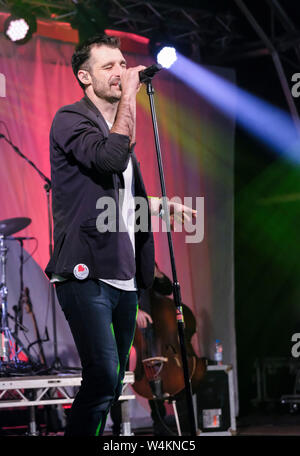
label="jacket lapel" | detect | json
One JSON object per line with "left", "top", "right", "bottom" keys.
{"left": 81, "top": 95, "right": 110, "bottom": 136}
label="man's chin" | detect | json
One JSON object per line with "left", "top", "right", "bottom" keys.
{"left": 106, "top": 95, "right": 121, "bottom": 104}
{"left": 95, "top": 92, "right": 120, "bottom": 104}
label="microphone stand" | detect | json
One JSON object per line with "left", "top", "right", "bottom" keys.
{"left": 0, "top": 135, "right": 67, "bottom": 371}
{"left": 145, "top": 77, "right": 197, "bottom": 436}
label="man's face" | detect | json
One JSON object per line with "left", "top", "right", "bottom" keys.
{"left": 84, "top": 44, "right": 127, "bottom": 103}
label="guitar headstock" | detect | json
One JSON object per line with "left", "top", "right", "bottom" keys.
{"left": 22, "top": 287, "right": 32, "bottom": 314}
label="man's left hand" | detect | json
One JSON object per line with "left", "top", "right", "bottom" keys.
{"left": 167, "top": 201, "right": 197, "bottom": 231}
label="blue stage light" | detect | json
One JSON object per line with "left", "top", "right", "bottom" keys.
{"left": 168, "top": 53, "right": 300, "bottom": 163}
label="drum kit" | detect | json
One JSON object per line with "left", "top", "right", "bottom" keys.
{"left": 0, "top": 216, "right": 45, "bottom": 374}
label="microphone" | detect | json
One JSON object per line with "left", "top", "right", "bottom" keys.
{"left": 118, "top": 64, "right": 163, "bottom": 90}
{"left": 139, "top": 64, "right": 162, "bottom": 83}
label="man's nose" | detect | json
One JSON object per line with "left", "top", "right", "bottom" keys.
{"left": 113, "top": 63, "right": 125, "bottom": 76}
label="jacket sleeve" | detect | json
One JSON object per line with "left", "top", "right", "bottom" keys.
{"left": 52, "top": 109, "right": 131, "bottom": 174}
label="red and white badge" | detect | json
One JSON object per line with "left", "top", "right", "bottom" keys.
{"left": 73, "top": 263, "right": 89, "bottom": 280}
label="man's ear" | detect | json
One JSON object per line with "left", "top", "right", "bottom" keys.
{"left": 77, "top": 69, "right": 91, "bottom": 86}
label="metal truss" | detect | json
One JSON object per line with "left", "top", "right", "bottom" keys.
{"left": 0, "top": 1, "right": 299, "bottom": 117}
{"left": 0, "top": 0, "right": 243, "bottom": 55}
{"left": 0, "top": 371, "right": 135, "bottom": 435}
{"left": 1, "top": 1, "right": 299, "bottom": 65}
{"left": 0, "top": 0, "right": 76, "bottom": 21}
{"left": 233, "top": 0, "right": 300, "bottom": 125}
{"left": 108, "top": 0, "right": 238, "bottom": 47}
{"left": 0, "top": 371, "right": 135, "bottom": 408}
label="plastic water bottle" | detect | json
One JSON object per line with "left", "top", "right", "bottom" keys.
{"left": 214, "top": 339, "right": 223, "bottom": 365}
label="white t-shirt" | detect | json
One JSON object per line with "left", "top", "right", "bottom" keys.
{"left": 101, "top": 121, "right": 137, "bottom": 290}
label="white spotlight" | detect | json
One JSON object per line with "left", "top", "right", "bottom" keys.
{"left": 157, "top": 46, "right": 177, "bottom": 69}
{"left": 4, "top": 11, "right": 37, "bottom": 45}
{"left": 6, "top": 18, "right": 30, "bottom": 42}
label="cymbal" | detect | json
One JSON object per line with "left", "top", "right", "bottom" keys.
{"left": 0, "top": 217, "right": 31, "bottom": 237}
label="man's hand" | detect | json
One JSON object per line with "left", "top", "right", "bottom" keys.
{"left": 136, "top": 309, "right": 153, "bottom": 329}
{"left": 168, "top": 200, "right": 197, "bottom": 231}
{"left": 148, "top": 197, "right": 197, "bottom": 231}
{"left": 120, "top": 65, "right": 146, "bottom": 99}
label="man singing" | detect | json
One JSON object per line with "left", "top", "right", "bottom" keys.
{"left": 45, "top": 34, "right": 195, "bottom": 436}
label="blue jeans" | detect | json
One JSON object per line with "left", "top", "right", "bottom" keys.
{"left": 55, "top": 279, "right": 138, "bottom": 436}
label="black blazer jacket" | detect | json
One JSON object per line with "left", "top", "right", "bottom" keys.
{"left": 45, "top": 95, "right": 155, "bottom": 289}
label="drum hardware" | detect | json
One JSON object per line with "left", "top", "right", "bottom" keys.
{"left": 0, "top": 217, "right": 44, "bottom": 374}
{"left": 0, "top": 233, "right": 23, "bottom": 369}
{"left": 0, "top": 217, "right": 31, "bottom": 237}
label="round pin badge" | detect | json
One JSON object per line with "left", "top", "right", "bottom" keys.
{"left": 73, "top": 263, "right": 89, "bottom": 280}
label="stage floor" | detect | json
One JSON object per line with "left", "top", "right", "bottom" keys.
{"left": 1, "top": 409, "right": 300, "bottom": 436}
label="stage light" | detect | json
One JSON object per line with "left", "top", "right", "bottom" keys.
{"left": 168, "top": 52, "right": 300, "bottom": 163}
{"left": 5, "top": 18, "right": 29, "bottom": 42}
{"left": 157, "top": 46, "right": 177, "bottom": 69}
{"left": 4, "top": 9, "right": 37, "bottom": 45}
{"left": 149, "top": 30, "right": 178, "bottom": 69}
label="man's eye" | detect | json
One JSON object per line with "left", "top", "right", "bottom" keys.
{"left": 103, "top": 66, "right": 112, "bottom": 70}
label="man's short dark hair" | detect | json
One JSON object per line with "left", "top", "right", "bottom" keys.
{"left": 71, "top": 34, "right": 121, "bottom": 90}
